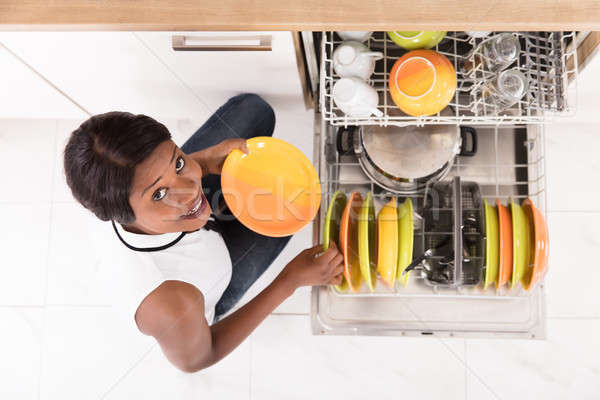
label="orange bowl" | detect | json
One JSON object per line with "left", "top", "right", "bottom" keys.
{"left": 340, "top": 192, "right": 363, "bottom": 292}
{"left": 389, "top": 49, "right": 457, "bottom": 117}
{"left": 496, "top": 200, "right": 513, "bottom": 288}
{"left": 221, "top": 137, "right": 321, "bottom": 237}
{"left": 521, "top": 199, "right": 549, "bottom": 290}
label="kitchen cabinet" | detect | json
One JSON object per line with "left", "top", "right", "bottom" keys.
{"left": 133, "top": 32, "right": 307, "bottom": 114}
{"left": 131, "top": 31, "right": 313, "bottom": 154}
{"left": 1, "top": 0, "right": 600, "bottom": 30}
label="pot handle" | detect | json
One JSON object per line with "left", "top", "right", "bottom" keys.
{"left": 459, "top": 126, "right": 478, "bottom": 157}
{"left": 336, "top": 126, "right": 357, "bottom": 156}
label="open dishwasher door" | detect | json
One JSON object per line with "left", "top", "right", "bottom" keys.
{"left": 310, "top": 115, "right": 547, "bottom": 339}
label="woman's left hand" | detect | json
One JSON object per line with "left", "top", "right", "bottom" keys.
{"left": 191, "top": 139, "right": 249, "bottom": 175}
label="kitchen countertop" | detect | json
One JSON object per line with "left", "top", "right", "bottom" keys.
{"left": 1, "top": 0, "right": 600, "bottom": 31}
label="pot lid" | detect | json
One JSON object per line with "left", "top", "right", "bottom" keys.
{"left": 360, "top": 123, "right": 460, "bottom": 179}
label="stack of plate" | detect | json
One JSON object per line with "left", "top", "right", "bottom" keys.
{"left": 482, "top": 198, "right": 549, "bottom": 291}
{"left": 322, "top": 191, "right": 414, "bottom": 292}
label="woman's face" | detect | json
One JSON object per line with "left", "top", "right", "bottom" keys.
{"left": 127, "top": 140, "right": 212, "bottom": 234}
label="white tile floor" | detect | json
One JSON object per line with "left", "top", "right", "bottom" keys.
{"left": 2, "top": 57, "right": 600, "bottom": 400}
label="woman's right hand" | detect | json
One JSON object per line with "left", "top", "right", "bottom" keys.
{"left": 278, "top": 241, "right": 345, "bottom": 292}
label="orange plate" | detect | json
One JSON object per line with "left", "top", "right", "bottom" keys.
{"left": 522, "top": 199, "right": 549, "bottom": 290}
{"left": 340, "top": 192, "right": 363, "bottom": 292}
{"left": 221, "top": 137, "right": 321, "bottom": 237}
{"left": 496, "top": 200, "right": 513, "bottom": 288}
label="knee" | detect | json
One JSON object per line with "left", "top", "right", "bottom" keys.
{"left": 233, "top": 93, "right": 276, "bottom": 137}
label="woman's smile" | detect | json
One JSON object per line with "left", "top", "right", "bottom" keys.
{"left": 179, "top": 192, "right": 209, "bottom": 220}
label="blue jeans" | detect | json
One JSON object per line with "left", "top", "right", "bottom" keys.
{"left": 181, "top": 94, "right": 292, "bottom": 321}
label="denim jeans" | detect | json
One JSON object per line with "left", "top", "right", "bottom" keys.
{"left": 181, "top": 93, "right": 292, "bottom": 321}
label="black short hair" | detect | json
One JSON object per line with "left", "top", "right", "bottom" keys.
{"left": 64, "top": 111, "right": 171, "bottom": 224}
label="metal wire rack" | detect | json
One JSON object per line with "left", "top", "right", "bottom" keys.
{"left": 318, "top": 123, "right": 546, "bottom": 299}
{"left": 320, "top": 31, "right": 577, "bottom": 127}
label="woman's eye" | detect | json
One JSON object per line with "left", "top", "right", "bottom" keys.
{"left": 175, "top": 156, "right": 185, "bottom": 173}
{"left": 152, "top": 188, "right": 167, "bottom": 201}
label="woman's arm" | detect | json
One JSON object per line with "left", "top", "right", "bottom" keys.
{"left": 135, "top": 242, "right": 344, "bottom": 373}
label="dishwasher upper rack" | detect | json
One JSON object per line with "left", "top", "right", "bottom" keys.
{"left": 319, "top": 124, "right": 546, "bottom": 299}
{"left": 320, "top": 31, "right": 578, "bottom": 127}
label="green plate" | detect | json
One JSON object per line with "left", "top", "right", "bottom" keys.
{"left": 358, "top": 192, "right": 377, "bottom": 292}
{"left": 510, "top": 198, "right": 532, "bottom": 289}
{"left": 396, "top": 198, "right": 414, "bottom": 287}
{"left": 323, "top": 191, "right": 348, "bottom": 291}
{"left": 387, "top": 31, "right": 447, "bottom": 50}
{"left": 483, "top": 200, "right": 499, "bottom": 289}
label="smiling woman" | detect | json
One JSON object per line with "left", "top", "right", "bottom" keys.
{"left": 65, "top": 112, "right": 213, "bottom": 234}
{"left": 123, "top": 139, "right": 213, "bottom": 235}
{"left": 64, "top": 110, "right": 171, "bottom": 225}
{"left": 62, "top": 93, "right": 345, "bottom": 373}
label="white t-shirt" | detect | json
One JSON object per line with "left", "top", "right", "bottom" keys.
{"left": 96, "top": 220, "right": 232, "bottom": 331}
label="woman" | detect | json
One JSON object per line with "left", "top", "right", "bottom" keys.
{"left": 64, "top": 93, "right": 343, "bottom": 372}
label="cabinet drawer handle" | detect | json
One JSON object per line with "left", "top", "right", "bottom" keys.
{"left": 172, "top": 35, "right": 272, "bottom": 52}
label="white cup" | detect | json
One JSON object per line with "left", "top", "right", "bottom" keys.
{"left": 333, "top": 77, "right": 383, "bottom": 118}
{"left": 333, "top": 41, "right": 383, "bottom": 80}
{"left": 337, "top": 31, "right": 373, "bottom": 42}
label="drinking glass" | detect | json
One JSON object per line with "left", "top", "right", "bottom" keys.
{"left": 481, "top": 69, "right": 529, "bottom": 112}
{"left": 463, "top": 33, "right": 521, "bottom": 74}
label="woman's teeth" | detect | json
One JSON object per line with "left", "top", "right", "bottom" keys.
{"left": 186, "top": 197, "right": 202, "bottom": 215}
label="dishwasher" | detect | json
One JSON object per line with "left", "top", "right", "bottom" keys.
{"left": 296, "top": 31, "right": 578, "bottom": 339}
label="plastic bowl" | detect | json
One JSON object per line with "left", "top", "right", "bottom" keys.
{"left": 389, "top": 50, "right": 457, "bottom": 117}
{"left": 387, "top": 31, "right": 446, "bottom": 50}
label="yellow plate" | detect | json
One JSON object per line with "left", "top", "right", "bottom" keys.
{"left": 358, "top": 192, "right": 377, "bottom": 292}
{"left": 483, "top": 200, "right": 499, "bottom": 289}
{"left": 510, "top": 198, "right": 532, "bottom": 289}
{"left": 323, "top": 191, "right": 348, "bottom": 291}
{"left": 377, "top": 198, "right": 399, "bottom": 287}
{"left": 221, "top": 137, "right": 321, "bottom": 237}
{"left": 396, "top": 198, "right": 414, "bottom": 286}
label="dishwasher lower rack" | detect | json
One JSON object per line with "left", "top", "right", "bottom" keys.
{"left": 320, "top": 31, "right": 577, "bottom": 127}
{"left": 311, "top": 122, "right": 547, "bottom": 338}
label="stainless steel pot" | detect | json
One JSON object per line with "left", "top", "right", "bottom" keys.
{"left": 336, "top": 124, "right": 477, "bottom": 194}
